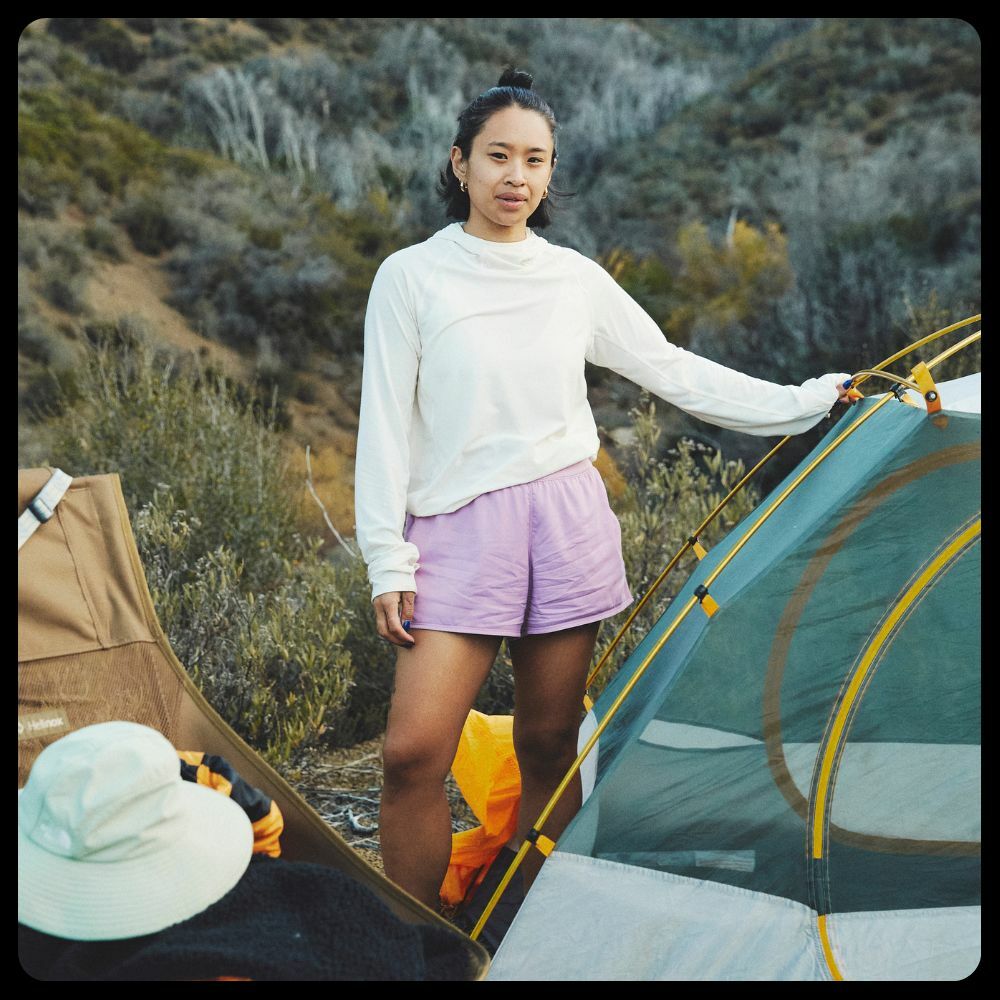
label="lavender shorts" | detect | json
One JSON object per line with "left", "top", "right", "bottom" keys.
{"left": 402, "top": 459, "right": 634, "bottom": 638}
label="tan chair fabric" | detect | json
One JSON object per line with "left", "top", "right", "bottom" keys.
{"left": 18, "top": 467, "right": 488, "bottom": 978}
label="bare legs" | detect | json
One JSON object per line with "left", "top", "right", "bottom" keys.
{"left": 379, "top": 620, "right": 600, "bottom": 908}
{"left": 508, "top": 620, "right": 600, "bottom": 891}
{"left": 380, "top": 628, "right": 502, "bottom": 909}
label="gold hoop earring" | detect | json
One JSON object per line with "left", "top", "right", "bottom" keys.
{"left": 460, "top": 179, "right": 467, "bottom": 193}
{"left": 542, "top": 189, "right": 548, "bottom": 200}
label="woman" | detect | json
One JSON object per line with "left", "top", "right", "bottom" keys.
{"left": 354, "top": 68, "right": 852, "bottom": 912}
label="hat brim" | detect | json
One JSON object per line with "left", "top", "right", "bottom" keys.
{"left": 18, "top": 781, "right": 254, "bottom": 941}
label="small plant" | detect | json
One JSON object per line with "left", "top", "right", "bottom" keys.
{"left": 19, "top": 217, "right": 92, "bottom": 314}
{"left": 83, "top": 216, "right": 129, "bottom": 260}
{"left": 112, "top": 189, "right": 185, "bottom": 254}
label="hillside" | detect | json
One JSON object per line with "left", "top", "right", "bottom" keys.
{"left": 19, "top": 18, "right": 981, "bottom": 504}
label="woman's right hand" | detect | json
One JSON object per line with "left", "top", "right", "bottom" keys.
{"left": 372, "top": 591, "right": 416, "bottom": 647}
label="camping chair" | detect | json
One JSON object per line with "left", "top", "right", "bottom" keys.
{"left": 18, "top": 466, "right": 490, "bottom": 980}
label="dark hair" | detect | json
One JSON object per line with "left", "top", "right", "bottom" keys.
{"left": 436, "top": 67, "right": 567, "bottom": 228}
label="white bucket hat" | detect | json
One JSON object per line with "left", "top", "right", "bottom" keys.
{"left": 18, "top": 721, "right": 254, "bottom": 941}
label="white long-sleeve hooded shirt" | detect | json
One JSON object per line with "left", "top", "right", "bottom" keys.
{"left": 354, "top": 222, "right": 847, "bottom": 601}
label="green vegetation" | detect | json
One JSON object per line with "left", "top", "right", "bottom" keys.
{"left": 18, "top": 86, "right": 213, "bottom": 216}
{"left": 18, "top": 66, "right": 403, "bottom": 372}
{"left": 37, "top": 326, "right": 306, "bottom": 591}
{"left": 135, "top": 488, "right": 354, "bottom": 766}
{"left": 31, "top": 330, "right": 351, "bottom": 764}
{"left": 18, "top": 19, "right": 979, "bottom": 761}
{"left": 46, "top": 18, "right": 145, "bottom": 74}
{"left": 606, "top": 218, "right": 794, "bottom": 351}
{"left": 19, "top": 18, "right": 979, "bottom": 394}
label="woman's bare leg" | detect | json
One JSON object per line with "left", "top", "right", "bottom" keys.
{"left": 508, "top": 620, "right": 601, "bottom": 891}
{"left": 380, "top": 628, "right": 503, "bottom": 909}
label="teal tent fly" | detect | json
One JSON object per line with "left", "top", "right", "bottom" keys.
{"left": 488, "top": 374, "right": 980, "bottom": 981}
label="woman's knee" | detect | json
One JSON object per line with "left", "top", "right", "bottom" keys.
{"left": 514, "top": 724, "right": 578, "bottom": 778}
{"left": 381, "top": 732, "right": 452, "bottom": 790}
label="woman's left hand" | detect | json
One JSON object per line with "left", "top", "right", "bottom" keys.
{"left": 835, "top": 378, "right": 862, "bottom": 405}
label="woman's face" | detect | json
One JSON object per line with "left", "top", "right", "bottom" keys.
{"left": 451, "top": 105, "right": 556, "bottom": 242}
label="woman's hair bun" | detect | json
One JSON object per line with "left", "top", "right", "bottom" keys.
{"left": 497, "top": 67, "right": 533, "bottom": 90}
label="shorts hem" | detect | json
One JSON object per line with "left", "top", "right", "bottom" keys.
{"left": 521, "top": 593, "right": 635, "bottom": 636}
{"left": 408, "top": 622, "right": 524, "bottom": 638}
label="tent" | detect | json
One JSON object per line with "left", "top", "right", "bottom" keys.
{"left": 17, "top": 467, "right": 490, "bottom": 980}
{"left": 486, "top": 372, "right": 981, "bottom": 980}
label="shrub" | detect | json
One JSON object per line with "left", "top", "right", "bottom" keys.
{"left": 19, "top": 84, "right": 215, "bottom": 217}
{"left": 19, "top": 86, "right": 156, "bottom": 206}
{"left": 155, "top": 173, "right": 388, "bottom": 363}
{"left": 18, "top": 218, "right": 47, "bottom": 268}
{"left": 38, "top": 325, "right": 309, "bottom": 592}
{"left": 134, "top": 487, "right": 355, "bottom": 766}
{"left": 17, "top": 157, "right": 70, "bottom": 217}
{"left": 123, "top": 18, "right": 154, "bottom": 35}
{"left": 31, "top": 329, "right": 359, "bottom": 766}
{"left": 112, "top": 188, "right": 186, "bottom": 254}
{"left": 325, "top": 551, "right": 397, "bottom": 747}
{"left": 18, "top": 308, "right": 62, "bottom": 366}
{"left": 196, "top": 26, "right": 270, "bottom": 65}
{"left": 83, "top": 215, "right": 129, "bottom": 260}
{"left": 42, "top": 264, "right": 88, "bottom": 313}
{"left": 46, "top": 18, "right": 144, "bottom": 74}
{"left": 248, "top": 18, "right": 296, "bottom": 42}
{"left": 21, "top": 219, "right": 92, "bottom": 313}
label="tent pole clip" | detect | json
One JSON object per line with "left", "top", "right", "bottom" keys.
{"left": 526, "top": 828, "right": 556, "bottom": 857}
{"left": 911, "top": 361, "right": 943, "bottom": 415}
{"left": 689, "top": 536, "right": 708, "bottom": 560}
{"left": 890, "top": 382, "right": 918, "bottom": 407}
{"left": 694, "top": 585, "right": 720, "bottom": 617}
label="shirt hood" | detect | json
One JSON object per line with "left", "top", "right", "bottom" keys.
{"left": 430, "top": 222, "right": 548, "bottom": 268}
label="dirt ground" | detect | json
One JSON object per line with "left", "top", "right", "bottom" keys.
{"left": 291, "top": 736, "right": 479, "bottom": 875}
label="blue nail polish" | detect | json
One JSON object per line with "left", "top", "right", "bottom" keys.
{"left": 403, "top": 620, "right": 411, "bottom": 631}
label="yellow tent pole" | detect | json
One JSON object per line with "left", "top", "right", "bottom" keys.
{"left": 809, "top": 517, "right": 981, "bottom": 982}
{"left": 470, "top": 393, "right": 895, "bottom": 941}
{"left": 810, "top": 517, "right": 981, "bottom": 862}
{"left": 468, "top": 322, "right": 982, "bottom": 944}
{"left": 817, "top": 914, "right": 845, "bottom": 981}
{"left": 847, "top": 370, "right": 922, "bottom": 392}
{"left": 853, "top": 314, "right": 980, "bottom": 386}
{"left": 926, "top": 330, "right": 981, "bottom": 370}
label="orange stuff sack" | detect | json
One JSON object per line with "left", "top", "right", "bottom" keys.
{"left": 440, "top": 711, "right": 521, "bottom": 907}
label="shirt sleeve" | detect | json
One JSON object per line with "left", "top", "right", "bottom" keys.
{"left": 578, "top": 255, "right": 848, "bottom": 437}
{"left": 354, "top": 254, "right": 422, "bottom": 602}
